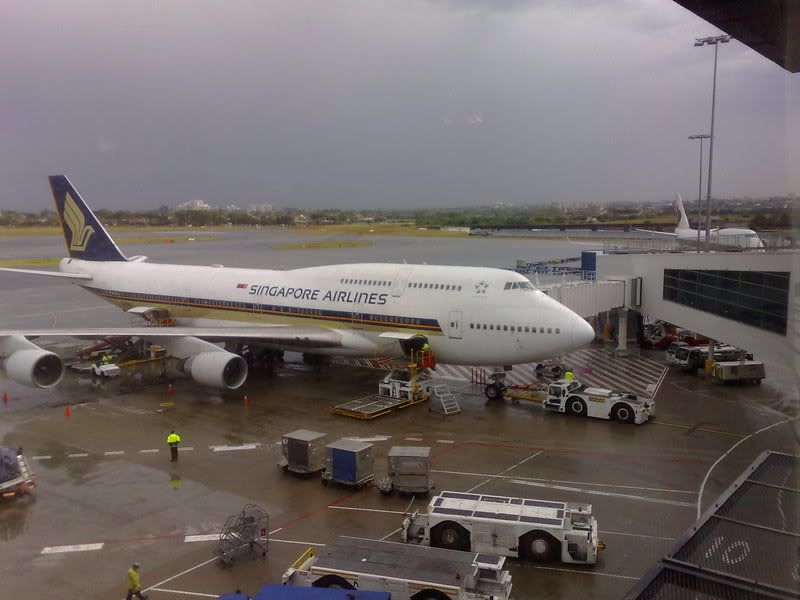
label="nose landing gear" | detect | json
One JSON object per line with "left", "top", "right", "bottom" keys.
{"left": 484, "top": 369, "right": 508, "bottom": 400}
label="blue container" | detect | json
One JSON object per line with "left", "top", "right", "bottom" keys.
{"left": 323, "top": 439, "right": 373, "bottom": 486}
{"left": 254, "top": 584, "right": 390, "bottom": 599}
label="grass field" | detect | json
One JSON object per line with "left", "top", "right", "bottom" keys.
{"left": 272, "top": 240, "right": 375, "bottom": 250}
{"left": 300, "top": 223, "right": 469, "bottom": 237}
{"left": 0, "top": 258, "right": 61, "bottom": 268}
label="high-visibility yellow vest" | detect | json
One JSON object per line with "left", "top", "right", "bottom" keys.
{"left": 166, "top": 433, "right": 181, "bottom": 445}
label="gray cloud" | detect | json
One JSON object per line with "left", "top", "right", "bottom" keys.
{"left": 0, "top": 0, "right": 796, "bottom": 210}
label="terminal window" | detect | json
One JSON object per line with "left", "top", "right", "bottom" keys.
{"left": 663, "top": 269, "right": 789, "bottom": 335}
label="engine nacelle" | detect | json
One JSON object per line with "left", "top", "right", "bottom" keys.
{"left": 185, "top": 351, "right": 248, "bottom": 390}
{"left": 4, "top": 349, "right": 65, "bottom": 389}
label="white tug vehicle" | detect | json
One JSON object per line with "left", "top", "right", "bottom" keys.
{"left": 544, "top": 379, "right": 655, "bottom": 424}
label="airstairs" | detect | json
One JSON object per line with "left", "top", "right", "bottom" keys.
{"left": 428, "top": 382, "right": 460, "bottom": 415}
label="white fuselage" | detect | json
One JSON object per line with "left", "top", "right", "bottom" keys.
{"left": 60, "top": 259, "right": 593, "bottom": 366}
{"left": 674, "top": 226, "right": 763, "bottom": 248}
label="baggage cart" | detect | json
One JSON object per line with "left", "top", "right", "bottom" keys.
{"left": 377, "top": 446, "right": 432, "bottom": 495}
{"left": 322, "top": 439, "right": 373, "bottom": 487}
{"left": 278, "top": 430, "right": 326, "bottom": 475}
{"left": 216, "top": 504, "right": 269, "bottom": 566}
{"left": 0, "top": 449, "right": 35, "bottom": 500}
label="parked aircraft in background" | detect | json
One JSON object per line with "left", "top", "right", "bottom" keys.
{"left": 637, "top": 195, "right": 763, "bottom": 249}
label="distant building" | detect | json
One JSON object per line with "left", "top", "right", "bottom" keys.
{"left": 177, "top": 199, "right": 211, "bottom": 211}
{"left": 248, "top": 203, "right": 274, "bottom": 214}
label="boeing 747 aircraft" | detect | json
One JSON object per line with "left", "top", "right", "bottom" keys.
{"left": 637, "top": 195, "right": 763, "bottom": 249}
{"left": 0, "top": 176, "right": 595, "bottom": 398}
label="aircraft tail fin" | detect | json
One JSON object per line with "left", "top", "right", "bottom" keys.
{"left": 675, "top": 194, "right": 690, "bottom": 230}
{"left": 49, "top": 176, "right": 127, "bottom": 262}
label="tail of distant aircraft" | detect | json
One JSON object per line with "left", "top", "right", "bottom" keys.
{"left": 50, "top": 175, "right": 127, "bottom": 262}
{"left": 675, "top": 194, "right": 690, "bottom": 230}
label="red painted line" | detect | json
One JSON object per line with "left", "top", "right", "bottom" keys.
{"left": 272, "top": 488, "right": 364, "bottom": 531}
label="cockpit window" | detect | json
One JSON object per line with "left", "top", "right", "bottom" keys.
{"left": 505, "top": 281, "right": 534, "bottom": 290}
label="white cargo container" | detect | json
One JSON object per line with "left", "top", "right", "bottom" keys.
{"left": 402, "top": 490, "right": 599, "bottom": 565}
{"left": 278, "top": 429, "right": 327, "bottom": 475}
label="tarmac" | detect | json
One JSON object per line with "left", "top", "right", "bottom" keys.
{"left": 0, "top": 232, "right": 798, "bottom": 599}
{"left": 1, "top": 348, "right": 797, "bottom": 600}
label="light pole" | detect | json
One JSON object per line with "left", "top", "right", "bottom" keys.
{"left": 694, "top": 34, "right": 731, "bottom": 251}
{"left": 689, "top": 134, "right": 711, "bottom": 252}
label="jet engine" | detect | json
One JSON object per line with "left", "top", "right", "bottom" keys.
{"left": 0, "top": 335, "right": 64, "bottom": 389}
{"left": 184, "top": 351, "right": 248, "bottom": 390}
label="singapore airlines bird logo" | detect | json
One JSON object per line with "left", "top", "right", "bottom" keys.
{"left": 63, "top": 193, "right": 95, "bottom": 251}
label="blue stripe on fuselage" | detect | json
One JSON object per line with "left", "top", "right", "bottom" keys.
{"left": 86, "top": 286, "right": 442, "bottom": 332}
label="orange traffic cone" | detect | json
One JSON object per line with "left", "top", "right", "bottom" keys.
{"left": 64, "top": 404, "right": 71, "bottom": 417}
{"left": 2, "top": 391, "right": 7, "bottom": 406}
{"left": 167, "top": 384, "right": 174, "bottom": 395}
{"left": 243, "top": 395, "right": 249, "bottom": 408}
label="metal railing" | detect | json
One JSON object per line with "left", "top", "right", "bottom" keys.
{"left": 603, "top": 232, "right": 799, "bottom": 255}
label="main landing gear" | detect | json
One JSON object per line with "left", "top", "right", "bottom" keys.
{"left": 484, "top": 369, "right": 508, "bottom": 401}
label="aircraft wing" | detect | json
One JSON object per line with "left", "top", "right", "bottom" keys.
{"left": 0, "top": 267, "right": 92, "bottom": 280}
{"left": 0, "top": 326, "right": 343, "bottom": 348}
{"left": 634, "top": 228, "right": 677, "bottom": 237}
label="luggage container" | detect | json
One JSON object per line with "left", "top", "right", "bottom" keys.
{"left": 278, "top": 430, "right": 326, "bottom": 475}
{"left": 322, "top": 439, "right": 374, "bottom": 487}
{"left": 377, "top": 446, "right": 432, "bottom": 495}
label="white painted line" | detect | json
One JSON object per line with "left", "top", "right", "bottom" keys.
{"left": 380, "top": 527, "right": 402, "bottom": 541}
{"left": 184, "top": 534, "right": 221, "bottom": 543}
{"left": 138, "top": 449, "right": 160, "bottom": 454}
{"left": 270, "top": 527, "right": 283, "bottom": 534}
{"left": 151, "top": 589, "right": 218, "bottom": 598}
{"left": 41, "top": 543, "right": 104, "bottom": 554}
{"left": 104, "top": 450, "right": 125, "bottom": 456}
{"left": 525, "top": 564, "right": 638, "bottom": 581}
{"left": 68, "top": 453, "right": 89, "bottom": 458}
{"left": 599, "top": 530, "right": 675, "bottom": 541}
{"left": 510, "top": 479, "right": 695, "bottom": 508}
{"left": 32, "top": 455, "right": 52, "bottom": 460}
{"left": 144, "top": 557, "right": 220, "bottom": 593}
{"left": 696, "top": 415, "right": 800, "bottom": 518}
{"left": 404, "top": 437, "right": 423, "bottom": 442}
{"left": 177, "top": 447, "right": 194, "bottom": 452}
{"left": 431, "top": 469, "right": 698, "bottom": 495}
{"left": 468, "top": 451, "right": 541, "bottom": 493}
{"left": 209, "top": 443, "right": 259, "bottom": 452}
{"left": 436, "top": 440, "right": 455, "bottom": 444}
{"left": 343, "top": 436, "right": 391, "bottom": 442}
{"left": 328, "top": 505, "right": 404, "bottom": 515}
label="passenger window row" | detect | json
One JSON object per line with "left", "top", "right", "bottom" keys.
{"left": 408, "top": 282, "right": 463, "bottom": 291}
{"left": 469, "top": 323, "right": 560, "bottom": 334}
{"left": 340, "top": 278, "right": 391, "bottom": 286}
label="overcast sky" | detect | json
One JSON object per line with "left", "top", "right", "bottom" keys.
{"left": 1, "top": 0, "right": 797, "bottom": 210}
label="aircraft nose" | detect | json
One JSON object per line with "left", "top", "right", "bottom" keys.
{"left": 570, "top": 316, "right": 594, "bottom": 348}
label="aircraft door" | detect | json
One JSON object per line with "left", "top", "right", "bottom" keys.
{"left": 391, "top": 268, "right": 412, "bottom": 298}
{"left": 448, "top": 310, "right": 462, "bottom": 339}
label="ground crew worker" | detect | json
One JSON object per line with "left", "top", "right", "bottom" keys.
{"left": 421, "top": 342, "right": 431, "bottom": 352}
{"left": 166, "top": 429, "right": 181, "bottom": 462}
{"left": 125, "top": 562, "right": 148, "bottom": 600}
{"left": 102, "top": 354, "right": 112, "bottom": 365}
{"left": 564, "top": 370, "right": 574, "bottom": 381}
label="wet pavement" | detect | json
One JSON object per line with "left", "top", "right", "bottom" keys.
{"left": 1, "top": 232, "right": 798, "bottom": 599}
{"left": 0, "top": 351, "right": 797, "bottom": 600}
